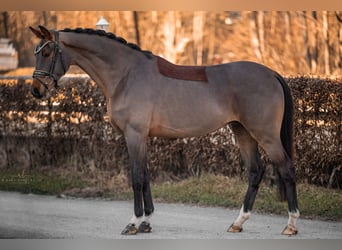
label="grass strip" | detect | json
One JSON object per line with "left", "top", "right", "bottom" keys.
{"left": 1, "top": 171, "right": 341, "bottom": 220}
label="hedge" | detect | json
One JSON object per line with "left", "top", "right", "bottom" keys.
{"left": 0, "top": 75, "right": 341, "bottom": 188}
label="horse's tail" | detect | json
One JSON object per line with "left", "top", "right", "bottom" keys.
{"left": 275, "top": 73, "right": 294, "bottom": 202}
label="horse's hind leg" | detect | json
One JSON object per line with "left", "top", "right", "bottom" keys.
{"left": 227, "top": 122, "right": 265, "bottom": 233}
{"left": 262, "top": 141, "right": 299, "bottom": 235}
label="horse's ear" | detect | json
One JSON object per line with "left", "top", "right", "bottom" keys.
{"left": 29, "top": 26, "right": 44, "bottom": 39}
{"left": 38, "top": 25, "right": 53, "bottom": 40}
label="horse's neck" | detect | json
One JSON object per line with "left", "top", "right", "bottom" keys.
{"left": 61, "top": 32, "right": 140, "bottom": 98}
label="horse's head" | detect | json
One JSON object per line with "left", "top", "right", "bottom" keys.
{"left": 29, "top": 25, "right": 67, "bottom": 99}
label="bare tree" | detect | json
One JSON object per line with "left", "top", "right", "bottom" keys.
{"left": 4, "top": 11, "right": 342, "bottom": 74}
{"left": 42, "top": 11, "right": 48, "bottom": 26}
{"left": 206, "top": 13, "right": 218, "bottom": 65}
{"left": 306, "top": 11, "right": 318, "bottom": 73}
{"left": 247, "top": 11, "right": 263, "bottom": 62}
{"left": 337, "top": 12, "right": 342, "bottom": 73}
{"left": 1, "top": 12, "right": 9, "bottom": 37}
{"left": 162, "top": 11, "right": 177, "bottom": 62}
{"left": 322, "top": 11, "right": 330, "bottom": 75}
{"left": 331, "top": 12, "right": 342, "bottom": 74}
{"left": 160, "top": 11, "right": 191, "bottom": 63}
{"left": 122, "top": 11, "right": 137, "bottom": 43}
{"left": 193, "top": 11, "right": 206, "bottom": 65}
{"left": 256, "top": 11, "right": 265, "bottom": 60}
{"left": 284, "top": 12, "right": 292, "bottom": 45}
{"left": 133, "top": 11, "right": 140, "bottom": 46}
{"left": 302, "top": 11, "right": 309, "bottom": 71}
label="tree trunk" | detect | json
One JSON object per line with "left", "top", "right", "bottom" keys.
{"left": 42, "top": 11, "right": 48, "bottom": 26}
{"left": 270, "top": 11, "right": 277, "bottom": 36}
{"left": 284, "top": 12, "right": 292, "bottom": 45}
{"left": 257, "top": 11, "right": 265, "bottom": 59}
{"left": 248, "top": 11, "right": 263, "bottom": 62}
{"left": 122, "top": 11, "right": 136, "bottom": 42}
{"left": 1, "top": 11, "right": 9, "bottom": 37}
{"left": 207, "top": 13, "right": 217, "bottom": 65}
{"left": 322, "top": 11, "right": 330, "bottom": 75}
{"left": 193, "top": 11, "right": 205, "bottom": 65}
{"left": 162, "top": 11, "right": 177, "bottom": 62}
{"left": 302, "top": 11, "right": 310, "bottom": 71}
{"left": 307, "top": 11, "right": 318, "bottom": 73}
{"left": 133, "top": 11, "right": 140, "bottom": 46}
{"left": 160, "top": 11, "right": 191, "bottom": 64}
{"left": 338, "top": 12, "right": 342, "bottom": 74}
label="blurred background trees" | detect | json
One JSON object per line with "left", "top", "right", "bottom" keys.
{"left": 0, "top": 11, "right": 341, "bottom": 75}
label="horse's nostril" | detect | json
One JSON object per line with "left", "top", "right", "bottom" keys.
{"left": 32, "top": 88, "right": 38, "bottom": 96}
{"left": 31, "top": 88, "right": 42, "bottom": 99}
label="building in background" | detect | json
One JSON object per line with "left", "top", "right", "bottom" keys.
{"left": 0, "top": 38, "right": 18, "bottom": 72}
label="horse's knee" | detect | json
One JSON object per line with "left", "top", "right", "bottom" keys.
{"left": 132, "top": 172, "right": 143, "bottom": 185}
{"left": 131, "top": 163, "right": 143, "bottom": 185}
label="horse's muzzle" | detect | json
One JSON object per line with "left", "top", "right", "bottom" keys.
{"left": 31, "top": 78, "right": 47, "bottom": 99}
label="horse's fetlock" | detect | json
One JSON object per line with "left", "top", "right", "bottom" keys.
{"left": 242, "top": 212, "right": 250, "bottom": 220}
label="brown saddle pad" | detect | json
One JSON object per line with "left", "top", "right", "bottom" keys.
{"left": 156, "top": 56, "right": 208, "bottom": 82}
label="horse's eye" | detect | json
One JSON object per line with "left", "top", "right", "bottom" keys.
{"left": 42, "top": 46, "right": 52, "bottom": 57}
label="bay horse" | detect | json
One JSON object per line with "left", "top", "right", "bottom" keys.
{"left": 29, "top": 25, "right": 299, "bottom": 236}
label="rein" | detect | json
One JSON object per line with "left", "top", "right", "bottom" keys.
{"left": 33, "top": 31, "right": 66, "bottom": 89}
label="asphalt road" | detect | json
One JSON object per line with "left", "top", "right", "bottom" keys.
{"left": 0, "top": 191, "right": 341, "bottom": 239}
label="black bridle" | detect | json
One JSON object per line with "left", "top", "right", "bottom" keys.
{"left": 33, "top": 30, "right": 66, "bottom": 89}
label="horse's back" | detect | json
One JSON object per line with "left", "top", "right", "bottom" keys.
{"left": 207, "top": 61, "right": 285, "bottom": 106}
{"left": 207, "top": 61, "right": 279, "bottom": 85}
{"left": 149, "top": 61, "right": 285, "bottom": 138}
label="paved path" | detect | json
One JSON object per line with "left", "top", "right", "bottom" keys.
{"left": 0, "top": 191, "right": 341, "bottom": 239}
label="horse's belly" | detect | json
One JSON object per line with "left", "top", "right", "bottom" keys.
{"left": 149, "top": 111, "right": 230, "bottom": 138}
{"left": 149, "top": 125, "right": 219, "bottom": 138}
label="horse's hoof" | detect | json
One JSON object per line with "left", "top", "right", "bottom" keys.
{"left": 138, "top": 221, "right": 152, "bottom": 233}
{"left": 227, "top": 224, "right": 243, "bottom": 233}
{"left": 121, "top": 223, "right": 138, "bottom": 235}
{"left": 282, "top": 226, "right": 298, "bottom": 236}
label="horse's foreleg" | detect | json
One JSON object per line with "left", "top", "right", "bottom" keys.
{"left": 139, "top": 163, "right": 154, "bottom": 231}
{"left": 227, "top": 122, "right": 265, "bottom": 233}
{"left": 121, "top": 127, "right": 153, "bottom": 235}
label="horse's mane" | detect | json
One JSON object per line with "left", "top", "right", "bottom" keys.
{"left": 60, "top": 27, "right": 154, "bottom": 59}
